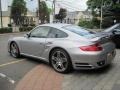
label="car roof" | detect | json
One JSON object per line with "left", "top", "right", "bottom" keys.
{"left": 39, "top": 23, "right": 72, "bottom": 29}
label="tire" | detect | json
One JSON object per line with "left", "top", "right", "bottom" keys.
{"left": 50, "top": 48, "right": 72, "bottom": 73}
{"left": 10, "top": 42, "right": 20, "bottom": 58}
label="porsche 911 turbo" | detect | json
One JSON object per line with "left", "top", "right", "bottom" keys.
{"left": 8, "top": 24, "right": 116, "bottom": 73}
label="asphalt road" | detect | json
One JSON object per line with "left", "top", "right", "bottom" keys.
{"left": 0, "top": 33, "right": 39, "bottom": 90}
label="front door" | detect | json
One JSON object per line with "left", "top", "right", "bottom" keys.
{"left": 20, "top": 26, "right": 50, "bottom": 57}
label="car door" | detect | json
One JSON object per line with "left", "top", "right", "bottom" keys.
{"left": 20, "top": 26, "right": 50, "bottom": 57}
{"left": 46, "top": 27, "right": 68, "bottom": 47}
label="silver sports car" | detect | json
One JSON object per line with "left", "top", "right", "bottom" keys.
{"left": 8, "top": 24, "right": 116, "bottom": 73}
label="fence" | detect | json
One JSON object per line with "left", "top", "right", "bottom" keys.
{"left": 53, "top": 18, "right": 80, "bottom": 24}
{"left": 14, "top": 17, "right": 90, "bottom": 26}
{"left": 13, "top": 16, "right": 36, "bottom": 26}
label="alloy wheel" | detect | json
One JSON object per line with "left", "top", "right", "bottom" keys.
{"left": 51, "top": 50, "right": 69, "bottom": 72}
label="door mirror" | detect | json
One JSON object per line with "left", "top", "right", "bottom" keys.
{"left": 24, "top": 33, "right": 30, "bottom": 38}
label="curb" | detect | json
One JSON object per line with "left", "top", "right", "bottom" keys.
{"left": 0, "top": 32, "right": 27, "bottom": 36}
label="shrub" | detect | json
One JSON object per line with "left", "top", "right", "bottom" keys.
{"left": 78, "top": 18, "right": 100, "bottom": 29}
{"left": 78, "top": 20, "right": 94, "bottom": 29}
{"left": 0, "top": 28, "right": 12, "bottom": 33}
{"left": 22, "top": 24, "right": 29, "bottom": 27}
{"left": 19, "top": 26, "right": 35, "bottom": 32}
{"left": 30, "top": 24, "right": 36, "bottom": 27}
{"left": 8, "top": 24, "right": 12, "bottom": 27}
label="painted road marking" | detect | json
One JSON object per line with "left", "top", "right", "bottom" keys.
{"left": 0, "top": 73, "right": 15, "bottom": 84}
{"left": 0, "top": 60, "right": 24, "bottom": 68}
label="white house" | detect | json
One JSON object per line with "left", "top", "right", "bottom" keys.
{"left": 65, "top": 11, "right": 93, "bottom": 24}
{"left": 0, "top": 7, "right": 37, "bottom": 28}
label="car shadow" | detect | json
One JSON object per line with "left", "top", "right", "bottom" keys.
{"left": 72, "top": 64, "right": 115, "bottom": 75}
{"left": 20, "top": 55, "right": 115, "bottom": 75}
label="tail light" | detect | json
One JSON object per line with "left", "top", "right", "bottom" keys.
{"left": 80, "top": 43, "right": 103, "bottom": 51}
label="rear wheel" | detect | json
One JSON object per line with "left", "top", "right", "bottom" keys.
{"left": 50, "top": 49, "right": 72, "bottom": 73}
{"left": 10, "top": 42, "right": 20, "bottom": 58}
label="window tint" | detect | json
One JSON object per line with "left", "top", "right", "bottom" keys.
{"left": 48, "top": 28, "right": 68, "bottom": 38}
{"left": 63, "top": 25, "right": 95, "bottom": 38}
{"left": 30, "top": 27, "right": 50, "bottom": 38}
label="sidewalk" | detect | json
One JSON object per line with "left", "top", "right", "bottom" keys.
{"left": 15, "top": 64, "right": 63, "bottom": 90}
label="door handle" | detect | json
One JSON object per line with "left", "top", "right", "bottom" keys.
{"left": 46, "top": 42, "right": 53, "bottom": 45}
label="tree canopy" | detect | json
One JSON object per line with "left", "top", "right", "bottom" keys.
{"left": 38, "top": 1, "right": 50, "bottom": 23}
{"left": 87, "top": 0, "right": 120, "bottom": 28}
{"left": 11, "top": 0, "right": 27, "bottom": 24}
{"left": 55, "top": 8, "right": 67, "bottom": 21}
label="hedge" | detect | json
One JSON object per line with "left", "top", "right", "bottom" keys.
{"left": 19, "top": 26, "right": 35, "bottom": 32}
{"left": 0, "top": 28, "right": 12, "bottom": 34}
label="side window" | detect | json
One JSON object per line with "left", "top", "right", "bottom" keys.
{"left": 48, "top": 28, "right": 68, "bottom": 38}
{"left": 30, "top": 27, "right": 50, "bottom": 38}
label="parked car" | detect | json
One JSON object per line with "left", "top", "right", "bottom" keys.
{"left": 103, "top": 23, "right": 120, "bottom": 48}
{"left": 8, "top": 24, "right": 116, "bottom": 73}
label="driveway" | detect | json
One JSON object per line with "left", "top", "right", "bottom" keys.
{"left": 0, "top": 33, "right": 120, "bottom": 90}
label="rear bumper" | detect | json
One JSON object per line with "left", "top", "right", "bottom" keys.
{"left": 70, "top": 49, "right": 116, "bottom": 70}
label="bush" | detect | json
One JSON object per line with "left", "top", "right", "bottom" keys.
{"left": 22, "top": 24, "right": 29, "bottom": 27}
{"left": 78, "top": 20, "right": 94, "bottom": 29}
{"left": 78, "top": 18, "right": 100, "bottom": 29}
{"left": 8, "top": 24, "right": 12, "bottom": 27}
{"left": 0, "top": 28, "right": 12, "bottom": 34}
{"left": 19, "top": 26, "right": 35, "bottom": 32}
{"left": 30, "top": 24, "right": 36, "bottom": 27}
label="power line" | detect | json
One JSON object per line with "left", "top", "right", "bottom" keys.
{"left": 56, "top": 3, "right": 79, "bottom": 11}
{"left": 60, "top": 2, "right": 81, "bottom": 10}
{"left": 56, "top": 2, "right": 81, "bottom": 11}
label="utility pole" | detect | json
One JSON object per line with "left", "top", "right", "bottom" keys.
{"left": 38, "top": 0, "right": 41, "bottom": 24}
{"left": 0, "top": 0, "right": 3, "bottom": 28}
{"left": 100, "top": 0, "right": 103, "bottom": 29}
{"left": 53, "top": 0, "right": 56, "bottom": 21}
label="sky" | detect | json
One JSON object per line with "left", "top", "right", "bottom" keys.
{"left": 2, "top": 0, "right": 88, "bottom": 13}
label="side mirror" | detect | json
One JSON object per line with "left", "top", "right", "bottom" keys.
{"left": 24, "top": 33, "right": 30, "bottom": 38}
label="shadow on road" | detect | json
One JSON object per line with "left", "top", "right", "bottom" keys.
{"left": 22, "top": 55, "right": 115, "bottom": 76}
{"left": 73, "top": 64, "right": 114, "bottom": 75}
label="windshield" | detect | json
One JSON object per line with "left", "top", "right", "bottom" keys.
{"left": 63, "top": 25, "right": 96, "bottom": 38}
{"left": 104, "top": 24, "right": 120, "bottom": 32}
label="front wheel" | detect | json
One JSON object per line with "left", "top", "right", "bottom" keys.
{"left": 50, "top": 49, "right": 72, "bottom": 73}
{"left": 10, "top": 42, "right": 20, "bottom": 58}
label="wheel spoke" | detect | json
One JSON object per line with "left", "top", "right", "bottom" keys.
{"left": 61, "top": 57, "right": 67, "bottom": 63}
{"left": 10, "top": 43, "right": 18, "bottom": 57}
{"left": 52, "top": 56, "right": 58, "bottom": 62}
{"left": 55, "top": 63, "right": 59, "bottom": 68}
{"left": 57, "top": 51, "right": 61, "bottom": 58}
{"left": 59, "top": 63, "right": 65, "bottom": 69}
{"left": 11, "top": 44, "right": 15, "bottom": 50}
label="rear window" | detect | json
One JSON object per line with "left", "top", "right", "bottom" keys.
{"left": 63, "top": 25, "right": 95, "bottom": 38}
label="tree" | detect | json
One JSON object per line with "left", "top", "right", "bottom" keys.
{"left": 87, "top": 0, "right": 120, "bottom": 28}
{"left": 38, "top": 1, "right": 50, "bottom": 23}
{"left": 11, "top": 0, "right": 27, "bottom": 25}
{"left": 55, "top": 8, "right": 67, "bottom": 22}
